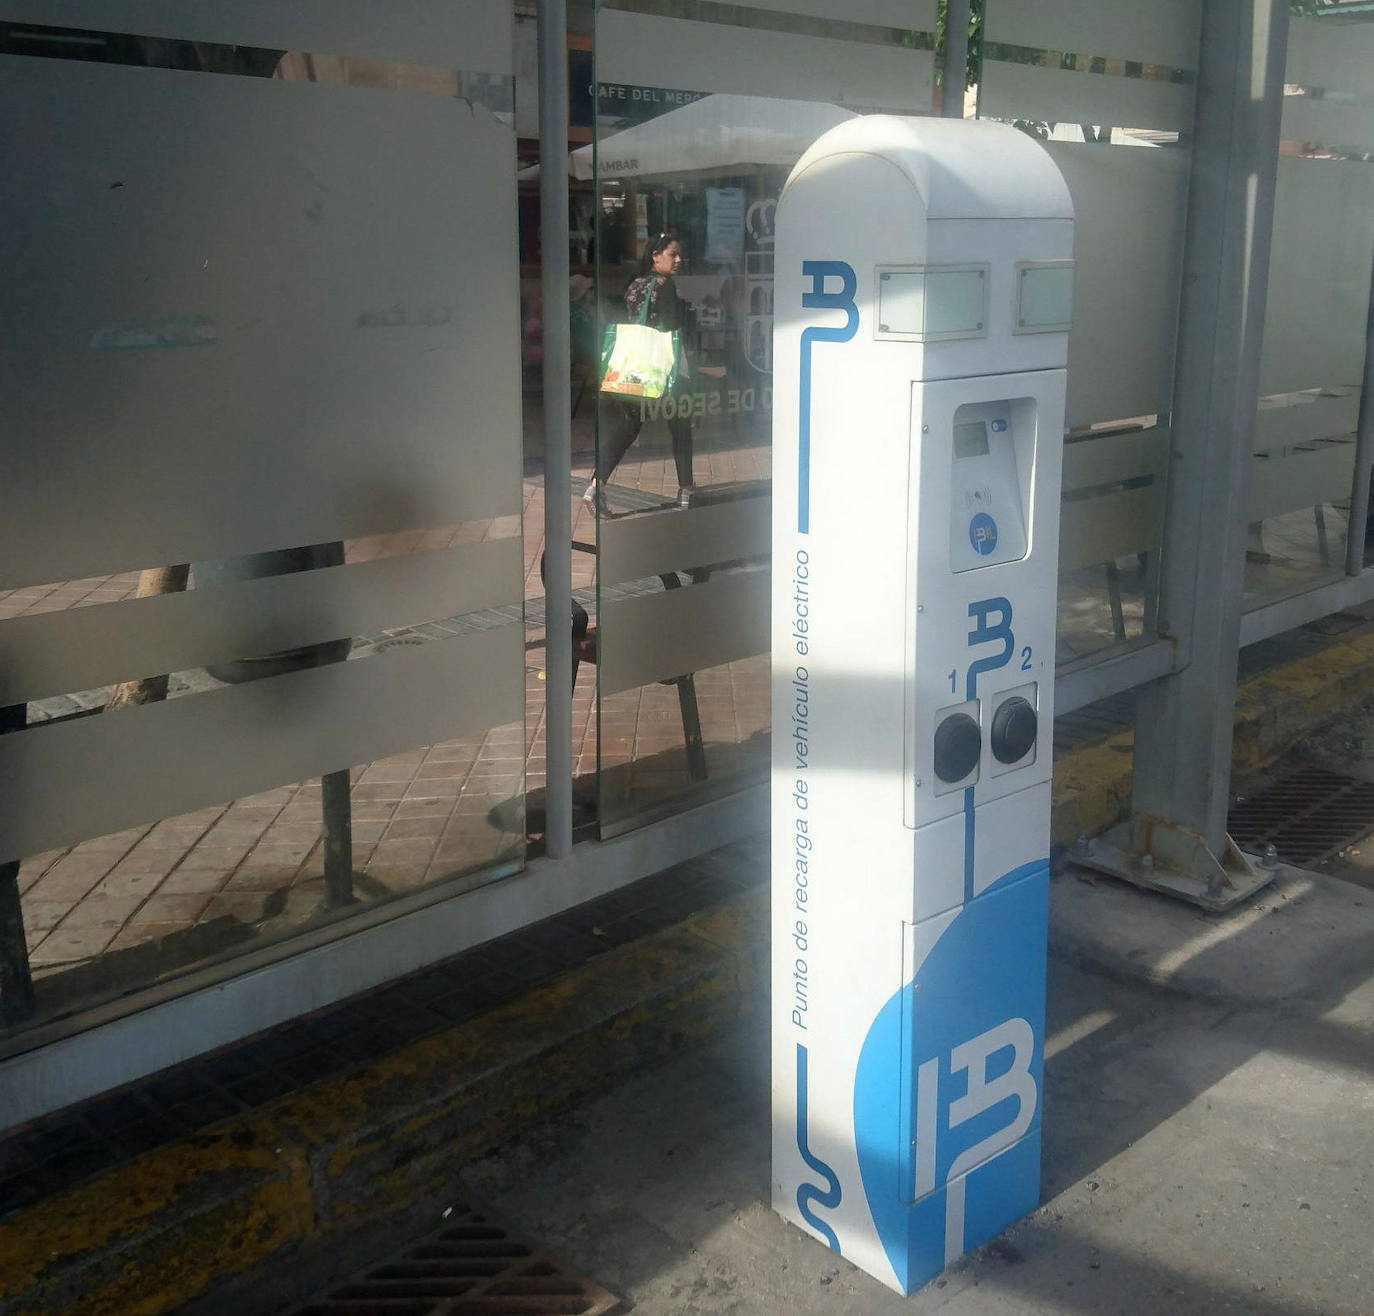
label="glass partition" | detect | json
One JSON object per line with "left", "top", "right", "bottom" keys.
{"left": 1245, "top": 12, "right": 1374, "bottom": 604}
{"left": 587, "top": 0, "right": 937, "bottom": 834}
{"left": 980, "top": 0, "right": 1199, "bottom": 663}
{"left": 0, "top": 6, "right": 526, "bottom": 1040}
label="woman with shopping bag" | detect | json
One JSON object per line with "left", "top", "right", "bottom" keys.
{"left": 587, "top": 232, "right": 696, "bottom": 514}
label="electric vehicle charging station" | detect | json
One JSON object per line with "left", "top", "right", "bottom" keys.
{"left": 770, "top": 117, "right": 1073, "bottom": 1294}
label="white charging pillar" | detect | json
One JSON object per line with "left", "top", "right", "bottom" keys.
{"left": 770, "top": 117, "right": 1074, "bottom": 1294}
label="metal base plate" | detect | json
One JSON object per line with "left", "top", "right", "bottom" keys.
{"left": 1074, "top": 817, "right": 1277, "bottom": 912}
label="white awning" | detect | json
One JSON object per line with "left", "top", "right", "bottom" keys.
{"left": 522, "top": 94, "right": 860, "bottom": 182}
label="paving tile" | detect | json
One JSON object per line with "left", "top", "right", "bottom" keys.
{"left": 423, "top": 744, "right": 480, "bottom": 763}
{"left": 256, "top": 822, "right": 323, "bottom": 847}
{"left": 29, "top": 925, "right": 119, "bottom": 964}
{"left": 413, "top": 761, "right": 466, "bottom": 780}
{"left": 373, "top": 751, "right": 428, "bottom": 768}
{"left": 352, "top": 782, "right": 409, "bottom": 802}
{"left": 390, "top": 797, "right": 454, "bottom": 820}
{"left": 357, "top": 763, "right": 418, "bottom": 784}
{"left": 27, "top": 862, "right": 113, "bottom": 904}
{"left": 163, "top": 807, "right": 226, "bottom": 828}
{"left": 224, "top": 864, "right": 300, "bottom": 892}
{"left": 105, "top": 851, "right": 181, "bottom": 879}
{"left": 136, "top": 826, "right": 204, "bottom": 852}
{"left": 176, "top": 844, "right": 254, "bottom": 871}
{"left": 199, "top": 821, "right": 276, "bottom": 848}
{"left": 402, "top": 777, "right": 464, "bottom": 799}
{"left": 19, "top": 901, "right": 68, "bottom": 936}
{"left": 382, "top": 816, "right": 448, "bottom": 840}
{"left": 219, "top": 805, "right": 285, "bottom": 827}
{"left": 70, "top": 831, "right": 145, "bottom": 856}
{"left": 153, "top": 867, "right": 231, "bottom": 896}
{"left": 201, "top": 892, "right": 270, "bottom": 924}
{"left": 55, "top": 893, "right": 146, "bottom": 930}
{"left": 347, "top": 800, "right": 400, "bottom": 821}
{"left": 242, "top": 842, "right": 312, "bottom": 867}
{"left": 90, "top": 869, "right": 166, "bottom": 901}
{"left": 35, "top": 852, "right": 118, "bottom": 883}
{"left": 369, "top": 837, "right": 440, "bottom": 866}
{"left": 236, "top": 788, "right": 297, "bottom": 808}
{"left": 129, "top": 894, "right": 212, "bottom": 925}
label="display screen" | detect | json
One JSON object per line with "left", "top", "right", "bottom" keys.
{"left": 954, "top": 421, "right": 989, "bottom": 459}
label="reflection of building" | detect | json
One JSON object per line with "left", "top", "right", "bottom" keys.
{"left": 743, "top": 196, "right": 776, "bottom": 374}
{"left": 565, "top": 94, "right": 855, "bottom": 379}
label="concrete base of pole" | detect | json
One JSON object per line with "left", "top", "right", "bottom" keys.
{"left": 1073, "top": 817, "right": 1277, "bottom": 912}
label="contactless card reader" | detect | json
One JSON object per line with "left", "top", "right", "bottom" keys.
{"left": 948, "top": 402, "right": 1031, "bottom": 571}
{"left": 770, "top": 118, "right": 1073, "bottom": 1295}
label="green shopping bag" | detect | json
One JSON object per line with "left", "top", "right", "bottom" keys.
{"left": 599, "top": 288, "right": 680, "bottom": 399}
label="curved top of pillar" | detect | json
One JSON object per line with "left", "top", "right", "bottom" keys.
{"left": 785, "top": 116, "right": 1073, "bottom": 223}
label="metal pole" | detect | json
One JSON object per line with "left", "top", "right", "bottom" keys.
{"left": 321, "top": 769, "right": 356, "bottom": 908}
{"left": 0, "top": 702, "right": 35, "bottom": 1023}
{"left": 941, "top": 0, "right": 972, "bottom": 119}
{"left": 1343, "top": 247, "right": 1374, "bottom": 576}
{"left": 1126, "top": 0, "right": 1289, "bottom": 864}
{"left": 539, "top": 0, "right": 574, "bottom": 859}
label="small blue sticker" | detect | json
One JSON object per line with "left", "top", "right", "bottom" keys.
{"left": 969, "top": 513, "right": 999, "bottom": 556}
{"left": 991, "top": 419, "right": 1007, "bottom": 433}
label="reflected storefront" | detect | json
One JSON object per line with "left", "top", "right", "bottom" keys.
{"left": 586, "top": 2, "right": 935, "bottom": 831}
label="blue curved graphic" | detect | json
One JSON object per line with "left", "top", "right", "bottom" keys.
{"left": 965, "top": 597, "right": 1014, "bottom": 702}
{"left": 852, "top": 860, "right": 1048, "bottom": 1291}
{"left": 795, "top": 1042, "right": 843, "bottom": 1252}
{"left": 797, "top": 261, "right": 858, "bottom": 533}
{"left": 962, "top": 595, "right": 1017, "bottom": 898}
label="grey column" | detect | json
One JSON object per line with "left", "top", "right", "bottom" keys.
{"left": 941, "top": 0, "right": 972, "bottom": 119}
{"left": 1343, "top": 248, "right": 1374, "bottom": 577}
{"left": 539, "top": 0, "right": 574, "bottom": 858}
{"left": 1131, "top": 0, "right": 1289, "bottom": 849}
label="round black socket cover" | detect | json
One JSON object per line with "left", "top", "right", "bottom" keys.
{"left": 934, "top": 712, "right": 981, "bottom": 783}
{"left": 991, "top": 696, "right": 1037, "bottom": 764}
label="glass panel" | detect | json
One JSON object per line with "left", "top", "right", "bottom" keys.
{"left": 11, "top": 742, "right": 522, "bottom": 1035}
{"left": 1246, "top": 11, "right": 1374, "bottom": 604}
{"left": 976, "top": 0, "right": 1198, "bottom": 665}
{"left": 0, "top": 6, "right": 525, "bottom": 1040}
{"left": 1016, "top": 262, "right": 1075, "bottom": 334}
{"left": 587, "top": 1, "right": 935, "bottom": 834}
{"left": 877, "top": 266, "right": 989, "bottom": 341}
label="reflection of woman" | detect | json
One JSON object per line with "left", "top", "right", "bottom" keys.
{"left": 587, "top": 233, "right": 696, "bottom": 513}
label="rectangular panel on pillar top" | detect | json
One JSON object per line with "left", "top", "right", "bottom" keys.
{"left": 769, "top": 117, "right": 1073, "bottom": 1295}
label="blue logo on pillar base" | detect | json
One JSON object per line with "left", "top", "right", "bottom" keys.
{"left": 852, "top": 864, "right": 1048, "bottom": 1294}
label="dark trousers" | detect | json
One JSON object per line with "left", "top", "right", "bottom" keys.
{"left": 596, "top": 399, "right": 694, "bottom": 489}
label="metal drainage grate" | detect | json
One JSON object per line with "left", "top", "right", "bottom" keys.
{"left": 293, "top": 1201, "right": 622, "bottom": 1316}
{"left": 1229, "top": 765, "right": 1374, "bottom": 867}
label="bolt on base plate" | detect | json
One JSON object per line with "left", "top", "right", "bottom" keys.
{"left": 1071, "top": 817, "right": 1278, "bottom": 913}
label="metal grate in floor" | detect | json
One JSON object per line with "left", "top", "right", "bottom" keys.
{"left": 1229, "top": 765, "right": 1374, "bottom": 867}
{"left": 293, "top": 1201, "right": 621, "bottom": 1316}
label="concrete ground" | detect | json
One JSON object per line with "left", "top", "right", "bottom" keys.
{"left": 465, "top": 862, "right": 1374, "bottom": 1315}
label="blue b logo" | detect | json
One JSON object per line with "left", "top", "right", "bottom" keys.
{"left": 969, "top": 513, "right": 998, "bottom": 556}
